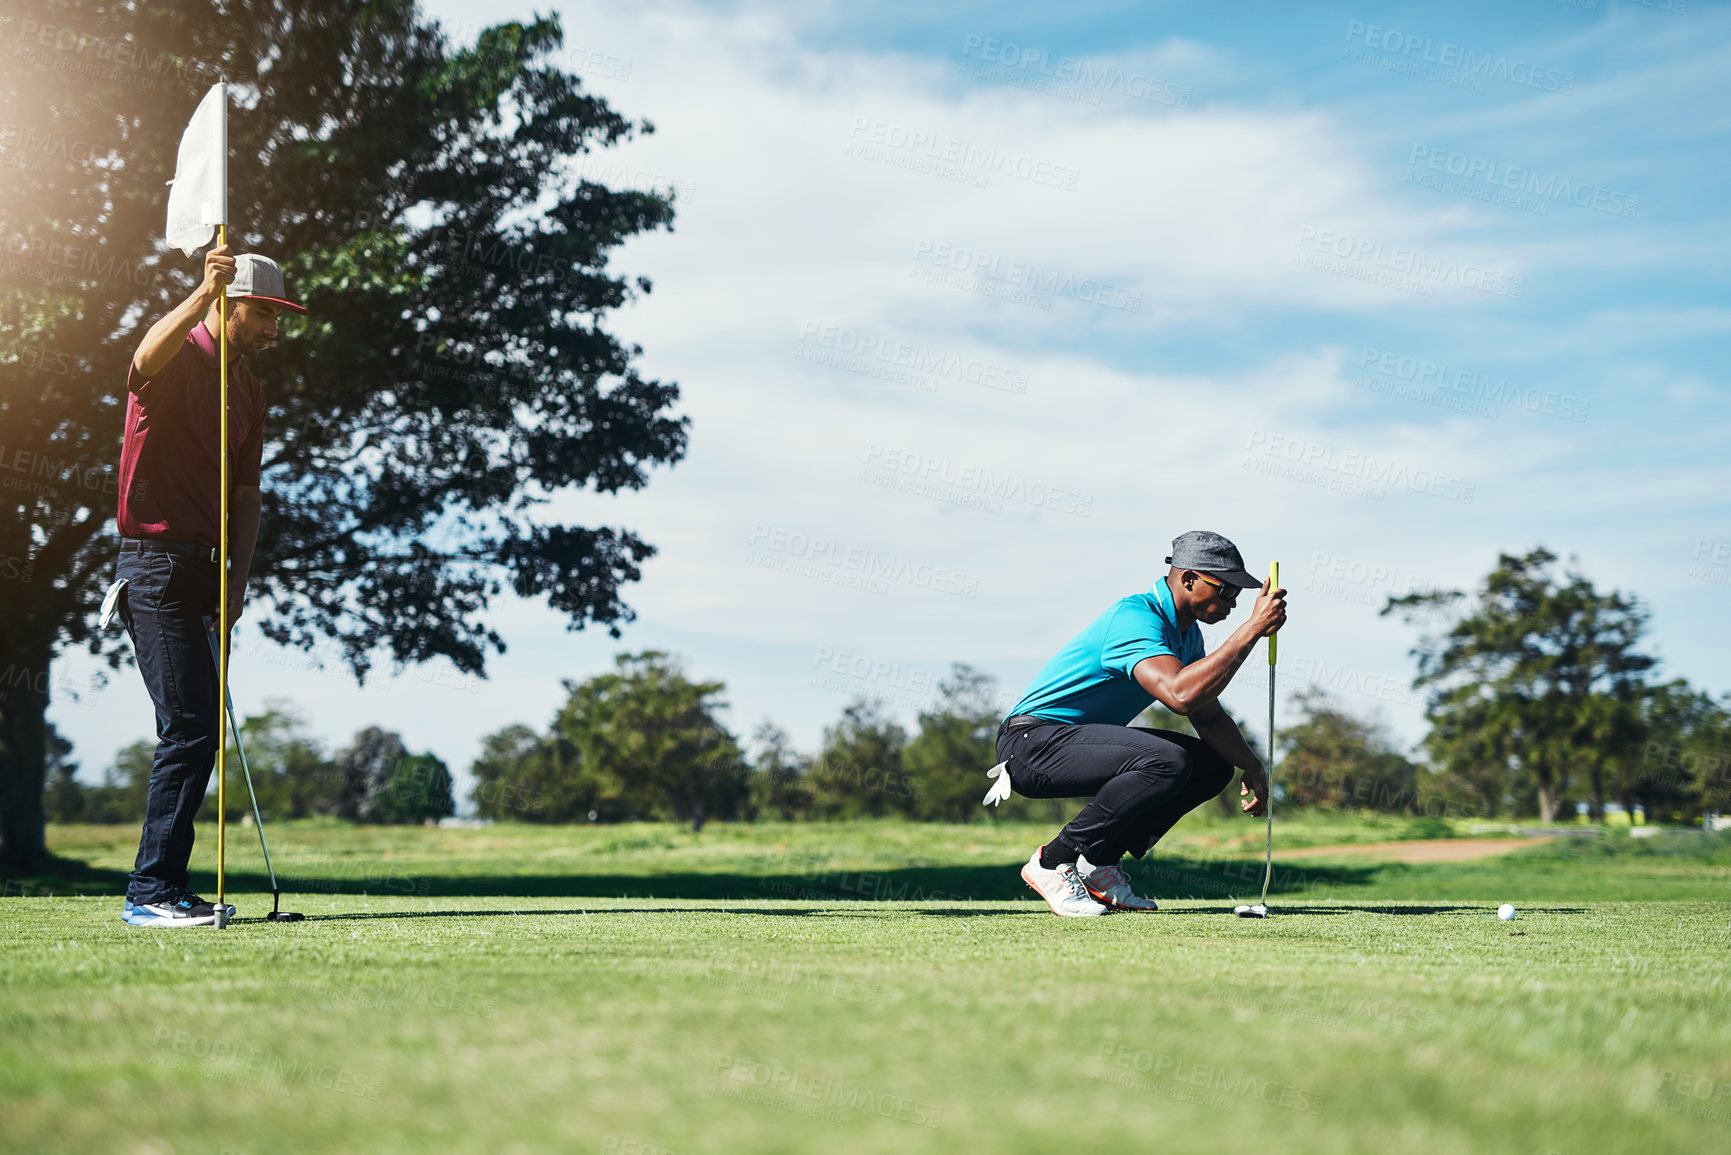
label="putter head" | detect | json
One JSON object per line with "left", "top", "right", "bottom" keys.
{"left": 266, "top": 893, "right": 304, "bottom": 922}
{"left": 1233, "top": 904, "right": 1269, "bottom": 919}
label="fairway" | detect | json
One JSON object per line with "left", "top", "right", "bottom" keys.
{"left": 5, "top": 822, "right": 1730, "bottom": 1154}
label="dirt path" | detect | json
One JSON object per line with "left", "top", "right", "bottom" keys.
{"left": 1273, "top": 837, "right": 1549, "bottom": 863}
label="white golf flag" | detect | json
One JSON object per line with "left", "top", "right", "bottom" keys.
{"left": 165, "top": 82, "right": 228, "bottom": 256}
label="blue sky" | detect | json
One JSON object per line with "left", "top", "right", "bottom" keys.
{"left": 55, "top": 0, "right": 1731, "bottom": 802}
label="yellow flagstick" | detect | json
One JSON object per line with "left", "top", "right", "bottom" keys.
{"left": 216, "top": 220, "right": 228, "bottom": 923}
{"left": 214, "top": 80, "right": 229, "bottom": 926}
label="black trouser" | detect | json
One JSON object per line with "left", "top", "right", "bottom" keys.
{"left": 117, "top": 547, "right": 221, "bottom": 905}
{"left": 996, "top": 718, "right": 1236, "bottom": 863}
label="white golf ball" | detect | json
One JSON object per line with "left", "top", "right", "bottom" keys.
{"left": 1497, "top": 904, "right": 1517, "bottom": 921}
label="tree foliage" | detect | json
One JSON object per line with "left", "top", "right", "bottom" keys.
{"left": 335, "top": 725, "right": 456, "bottom": 824}
{"left": 1624, "top": 682, "right": 1731, "bottom": 822}
{"left": 373, "top": 752, "right": 454, "bottom": 825}
{"left": 224, "top": 703, "right": 346, "bottom": 819}
{"left": 557, "top": 652, "right": 744, "bottom": 831}
{"left": 468, "top": 658, "right": 1021, "bottom": 825}
{"left": 743, "top": 722, "right": 813, "bottom": 821}
{"left": 473, "top": 652, "right": 745, "bottom": 829}
{"left": 808, "top": 699, "right": 910, "bottom": 819}
{"left": 469, "top": 723, "right": 561, "bottom": 821}
{"left": 42, "top": 739, "right": 152, "bottom": 825}
{"left": 1276, "top": 687, "right": 1425, "bottom": 813}
{"left": 1384, "top": 549, "right": 1656, "bottom": 822}
{"left": 43, "top": 706, "right": 451, "bottom": 823}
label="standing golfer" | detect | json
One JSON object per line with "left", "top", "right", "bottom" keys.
{"left": 992, "top": 531, "right": 1285, "bottom": 916}
{"left": 114, "top": 244, "right": 304, "bottom": 927}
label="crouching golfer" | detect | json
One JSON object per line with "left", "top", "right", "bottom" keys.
{"left": 114, "top": 244, "right": 304, "bottom": 927}
{"left": 991, "top": 531, "right": 1285, "bottom": 916}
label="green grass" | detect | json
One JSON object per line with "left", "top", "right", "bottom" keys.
{"left": 4, "top": 818, "right": 1729, "bottom": 1154}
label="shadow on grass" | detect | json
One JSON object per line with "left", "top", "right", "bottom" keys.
{"left": 1120, "top": 858, "right": 1385, "bottom": 903}
{"left": 291, "top": 906, "right": 885, "bottom": 923}
{"left": 1156, "top": 904, "right": 1589, "bottom": 916}
{"left": 1, "top": 855, "right": 131, "bottom": 897}
{"left": 232, "top": 862, "right": 1383, "bottom": 903}
{"left": 10, "top": 858, "right": 1398, "bottom": 904}
{"left": 239, "top": 903, "right": 1590, "bottom": 926}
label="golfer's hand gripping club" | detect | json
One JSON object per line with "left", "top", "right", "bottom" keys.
{"left": 1247, "top": 568, "right": 1288, "bottom": 641}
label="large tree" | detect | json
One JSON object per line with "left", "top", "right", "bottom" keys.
{"left": 551, "top": 651, "right": 745, "bottom": 830}
{"left": 0, "top": 1, "right": 687, "bottom": 866}
{"left": 1383, "top": 549, "right": 1655, "bottom": 823}
{"left": 471, "top": 653, "right": 745, "bottom": 828}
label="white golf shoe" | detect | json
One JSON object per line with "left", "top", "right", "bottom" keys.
{"left": 1076, "top": 855, "right": 1159, "bottom": 912}
{"left": 1021, "top": 848, "right": 1110, "bottom": 917}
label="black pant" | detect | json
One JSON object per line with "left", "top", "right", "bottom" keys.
{"left": 117, "top": 549, "right": 221, "bottom": 905}
{"left": 996, "top": 719, "right": 1235, "bottom": 862}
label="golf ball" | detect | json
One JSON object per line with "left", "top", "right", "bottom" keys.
{"left": 1497, "top": 904, "right": 1517, "bottom": 921}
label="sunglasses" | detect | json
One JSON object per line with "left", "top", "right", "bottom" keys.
{"left": 1196, "top": 574, "right": 1240, "bottom": 604}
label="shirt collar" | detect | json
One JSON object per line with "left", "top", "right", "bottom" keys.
{"left": 1152, "top": 574, "right": 1178, "bottom": 621}
{"left": 189, "top": 319, "right": 245, "bottom": 369}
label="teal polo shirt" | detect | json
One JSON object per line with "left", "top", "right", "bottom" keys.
{"left": 1008, "top": 577, "right": 1206, "bottom": 726}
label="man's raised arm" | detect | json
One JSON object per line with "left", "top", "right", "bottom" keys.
{"left": 1130, "top": 578, "right": 1286, "bottom": 714}
{"left": 131, "top": 244, "right": 234, "bottom": 380}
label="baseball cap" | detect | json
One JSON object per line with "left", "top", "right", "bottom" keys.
{"left": 225, "top": 253, "right": 306, "bottom": 314}
{"left": 1165, "top": 530, "right": 1260, "bottom": 588}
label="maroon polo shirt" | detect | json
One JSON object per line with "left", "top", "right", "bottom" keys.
{"left": 117, "top": 321, "right": 266, "bottom": 548}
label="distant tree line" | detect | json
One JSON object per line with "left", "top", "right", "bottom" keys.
{"left": 45, "top": 710, "right": 453, "bottom": 826}
{"left": 45, "top": 549, "right": 1730, "bottom": 829}
{"left": 468, "top": 653, "right": 1010, "bottom": 829}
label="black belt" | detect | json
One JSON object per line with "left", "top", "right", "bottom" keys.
{"left": 1002, "top": 714, "right": 1048, "bottom": 730}
{"left": 120, "top": 537, "right": 218, "bottom": 563}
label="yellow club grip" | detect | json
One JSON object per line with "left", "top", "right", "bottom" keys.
{"left": 1268, "top": 561, "right": 1279, "bottom": 666}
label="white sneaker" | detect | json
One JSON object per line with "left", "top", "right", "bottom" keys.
{"left": 1077, "top": 855, "right": 1159, "bottom": 912}
{"left": 1021, "top": 848, "right": 1109, "bottom": 917}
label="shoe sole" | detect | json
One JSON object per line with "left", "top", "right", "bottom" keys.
{"left": 1021, "top": 863, "right": 1109, "bottom": 917}
{"left": 123, "top": 910, "right": 218, "bottom": 928}
{"left": 1085, "top": 887, "right": 1159, "bottom": 912}
{"left": 1087, "top": 893, "right": 1156, "bottom": 914}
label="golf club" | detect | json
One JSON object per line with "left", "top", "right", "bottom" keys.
{"left": 203, "top": 617, "right": 303, "bottom": 922}
{"left": 1236, "top": 560, "right": 1278, "bottom": 919}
